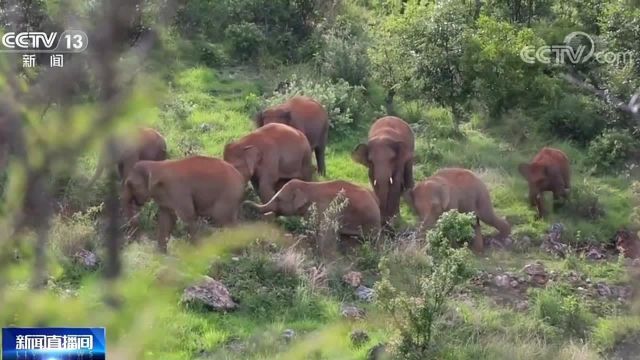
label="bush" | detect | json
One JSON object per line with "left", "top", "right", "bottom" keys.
{"left": 264, "top": 75, "right": 373, "bottom": 136}
{"left": 314, "top": 18, "right": 370, "bottom": 86}
{"left": 224, "top": 22, "right": 265, "bottom": 61}
{"left": 587, "top": 129, "right": 639, "bottom": 172}
{"left": 533, "top": 286, "right": 594, "bottom": 339}
{"left": 49, "top": 206, "right": 103, "bottom": 282}
{"left": 198, "top": 41, "right": 228, "bottom": 67}
{"left": 537, "top": 94, "right": 605, "bottom": 145}
{"left": 375, "top": 210, "right": 474, "bottom": 358}
{"left": 301, "top": 192, "right": 349, "bottom": 258}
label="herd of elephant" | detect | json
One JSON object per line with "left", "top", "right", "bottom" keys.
{"left": 89, "top": 96, "right": 571, "bottom": 254}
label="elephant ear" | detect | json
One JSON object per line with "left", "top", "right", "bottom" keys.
{"left": 281, "top": 110, "right": 292, "bottom": 124}
{"left": 292, "top": 188, "right": 309, "bottom": 211}
{"left": 244, "top": 146, "right": 261, "bottom": 174}
{"left": 518, "top": 163, "right": 531, "bottom": 179}
{"left": 253, "top": 111, "right": 264, "bottom": 127}
{"left": 351, "top": 144, "right": 369, "bottom": 166}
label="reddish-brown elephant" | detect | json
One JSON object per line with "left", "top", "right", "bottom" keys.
{"left": 352, "top": 116, "right": 415, "bottom": 224}
{"left": 255, "top": 96, "right": 329, "bottom": 176}
{"left": 223, "top": 123, "right": 313, "bottom": 203}
{"left": 122, "top": 156, "right": 245, "bottom": 252}
{"left": 518, "top": 147, "right": 570, "bottom": 218}
{"left": 87, "top": 127, "right": 167, "bottom": 187}
{"left": 245, "top": 179, "right": 381, "bottom": 237}
{"left": 406, "top": 168, "right": 511, "bottom": 254}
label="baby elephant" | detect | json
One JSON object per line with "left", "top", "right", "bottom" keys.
{"left": 518, "top": 147, "right": 570, "bottom": 218}
{"left": 122, "top": 156, "right": 245, "bottom": 252}
{"left": 406, "top": 168, "right": 511, "bottom": 253}
{"left": 244, "top": 179, "right": 381, "bottom": 237}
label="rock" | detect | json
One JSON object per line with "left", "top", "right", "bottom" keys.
{"left": 510, "top": 280, "right": 520, "bottom": 288}
{"left": 522, "top": 262, "right": 549, "bottom": 286}
{"left": 494, "top": 274, "right": 511, "bottom": 288}
{"left": 72, "top": 249, "right": 99, "bottom": 270}
{"left": 367, "top": 343, "right": 387, "bottom": 360}
{"left": 282, "top": 329, "right": 295, "bottom": 343}
{"left": 515, "top": 300, "right": 529, "bottom": 311}
{"left": 199, "top": 123, "right": 212, "bottom": 132}
{"left": 541, "top": 223, "right": 568, "bottom": 257}
{"left": 632, "top": 258, "right": 640, "bottom": 267}
{"left": 585, "top": 245, "right": 607, "bottom": 260}
{"left": 596, "top": 282, "right": 613, "bottom": 297}
{"left": 355, "top": 285, "right": 375, "bottom": 302}
{"left": 181, "top": 276, "right": 237, "bottom": 312}
{"left": 341, "top": 304, "right": 365, "bottom": 320}
{"left": 616, "top": 286, "right": 633, "bottom": 301}
{"left": 343, "top": 271, "right": 363, "bottom": 288}
{"left": 350, "top": 329, "right": 369, "bottom": 347}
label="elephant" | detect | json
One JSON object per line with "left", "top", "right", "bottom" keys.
{"left": 244, "top": 179, "right": 381, "bottom": 237}
{"left": 223, "top": 122, "right": 314, "bottom": 203}
{"left": 255, "top": 96, "right": 329, "bottom": 176}
{"left": 406, "top": 168, "right": 511, "bottom": 254}
{"left": 518, "top": 147, "right": 570, "bottom": 218}
{"left": 87, "top": 127, "right": 167, "bottom": 187}
{"left": 351, "top": 116, "right": 415, "bottom": 224}
{"left": 122, "top": 156, "right": 245, "bottom": 252}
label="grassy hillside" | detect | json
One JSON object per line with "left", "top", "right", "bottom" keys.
{"left": 24, "top": 63, "right": 632, "bottom": 359}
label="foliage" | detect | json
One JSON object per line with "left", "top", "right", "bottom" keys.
{"left": 587, "top": 128, "right": 639, "bottom": 172}
{"left": 174, "top": 0, "right": 326, "bottom": 63}
{"left": 301, "top": 192, "right": 350, "bottom": 258}
{"left": 314, "top": 16, "right": 371, "bottom": 86}
{"left": 224, "top": 22, "right": 266, "bottom": 61}
{"left": 375, "top": 210, "right": 474, "bottom": 358}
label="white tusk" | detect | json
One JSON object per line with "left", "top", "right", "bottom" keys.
{"left": 373, "top": 179, "right": 377, "bottom": 186}
{"left": 389, "top": 177, "right": 393, "bottom": 185}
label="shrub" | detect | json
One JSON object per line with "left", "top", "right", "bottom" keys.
{"left": 197, "top": 41, "right": 228, "bottom": 67}
{"left": 587, "top": 129, "right": 639, "bottom": 172}
{"left": 561, "top": 180, "right": 605, "bottom": 221}
{"left": 264, "top": 75, "right": 372, "bottom": 136}
{"left": 532, "top": 286, "right": 594, "bottom": 339}
{"left": 301, "top": 192, "right": 349, "bottom": 258}
{"left": 537, "top": 94, "right": 605, "bottom": 145}
{"left": 375, "top": 210, "right": 474, "bottom": 358}
{"left": 49, "top": 206, "right": 103, "bottom": 282}
{"left": 314, "top": 18, "right": 370, "bottom": 86}
{"left": 224, "top": 22, "right": 265, "bottom": 61}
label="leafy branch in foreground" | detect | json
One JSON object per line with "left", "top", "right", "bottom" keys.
{"left": 375, "top": 210, "right": 474, "bottom": 359}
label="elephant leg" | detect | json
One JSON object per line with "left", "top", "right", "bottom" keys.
{"left": 529, "top": 190, "right": 544, "bottom": 218}
{"left": 403, "top": 159, "right": 414, "bottom": 191}
{"left": 258, "top": 177, "right": 277, "bottom": 203}
{"left": 157, "top": 207, "right": 176, "bottom": 253}
{"left": 472, "top": 216, "right": 484, "bottom": 254}
{"left": 174, "top": 200, "right": 199, "bottom": 244}
{"left": 315, "top": 146, "right": 326, "bottom": 177}
{"left": 209, "top": 200, "right": 239, "bottom": 227}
